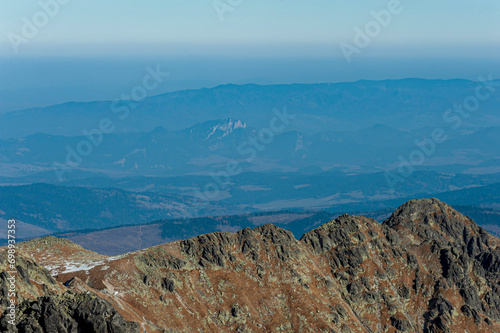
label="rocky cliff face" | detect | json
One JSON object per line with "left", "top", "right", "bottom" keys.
{"left": 1, "top": 291, "right": 140, "bottom": 333}
{"left": 1, "top": 198, "right": 500, "bottom": 332}
{"left": 0, "top": 239, "right": 139, "bottom": 332}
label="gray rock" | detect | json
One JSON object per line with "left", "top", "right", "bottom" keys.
{"left": 0, "top": 292, "right": 139, "bottom": 333}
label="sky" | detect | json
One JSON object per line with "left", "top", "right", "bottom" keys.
{"left": 0, "top": 0, "right": 499, "bottom": 110}
{"left": 1, "top": 0, "right": 499, "bottom": 57}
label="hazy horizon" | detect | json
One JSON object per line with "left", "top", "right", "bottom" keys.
{"left": 2, "top": 0, "right": 499, "bottom": 111}
{"left": 1, "top": 55, "right": 500, "bottom": 112}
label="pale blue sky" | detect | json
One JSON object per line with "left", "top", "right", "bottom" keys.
{"left": 0, "top": 0, "right": 499, "bottom": 111}
{"left": 1, "top": 0, "right": 499, "bottom": 57}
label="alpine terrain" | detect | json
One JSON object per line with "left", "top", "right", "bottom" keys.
{"left": 2, "top": 198, "right": 500, "bottom": 332}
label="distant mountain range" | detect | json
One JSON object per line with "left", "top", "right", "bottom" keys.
{"left": 1, "top": 80, "right": 499, "bottom": 181}
{"left": 2, "top": 119, "right": 499, "bottom": 178}
{"left": 1, "top": 79, "right": 499, "bottom": 253}
{"left": 2, "top": 79, "right": 499, "bottom": 139}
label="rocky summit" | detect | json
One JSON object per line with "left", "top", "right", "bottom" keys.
{"left": 1, "top": 198, "right": 500, "bottom": 332}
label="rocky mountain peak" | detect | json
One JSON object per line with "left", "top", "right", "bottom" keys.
{"left": 204, "top": 118, "right": 246, "bottom": 140}
{"left": 21, "top": 236, "right": 83, "bottom": 248}
{"left": 383, "top": 198, "right": 493, "bottom": 248}
{"left": 3, "top": 199, "right": 500, "bottom": 332}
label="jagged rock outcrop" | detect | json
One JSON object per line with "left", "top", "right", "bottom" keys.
{"left": 0, "top": 250, "right": 63, "bottom": 308}
{"left": 0, "top": 238, "right": 138, "bottom": 333}
{"left": 2, "top": 198, "right": 500, "bottom": 332}
{"left": 384, "top": 198, "right": 500, "bottom": 327}
{"left": 0, "top": 292, "right": 140, "bottom": 333}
